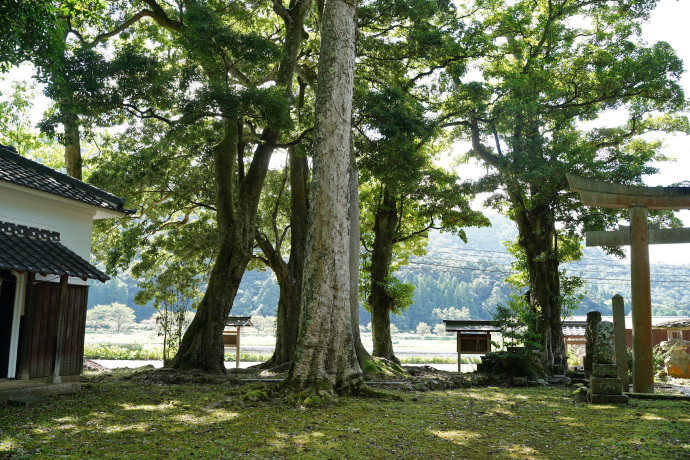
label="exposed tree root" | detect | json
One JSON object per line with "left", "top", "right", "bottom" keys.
{"left": 361, "top": 356, "right": 408, "bottom": 380}
{"left": 269, "top": 375, "right": 402, "bottom": 406}
{"left": 267, "top": 362, "right": 292, "bottom": 373}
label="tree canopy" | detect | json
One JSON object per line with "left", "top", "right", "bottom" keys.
{"left": 2, "top": 0, "right": 688, "bottom": 382}
{"left": 442, "top": 0, "right": 687, "bottom": 371}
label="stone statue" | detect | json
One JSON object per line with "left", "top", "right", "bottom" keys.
{"left": 588, "top": 320, "right": 628, "bottom": 404}
{"left": 584, "top": 311, "right": 602, "bottom": 377}
{"left": 594, "top": 321, "right": 614, "bottom": 364}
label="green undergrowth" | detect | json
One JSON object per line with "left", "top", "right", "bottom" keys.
{"left": 1, "top": 369, "right": 688, "bottom": 459}
{"left": 83, "top": 343, "right": 271, "bottom": 363}
{"left": 83, "top": 343, "right": 160, "bottom": 360}
{"left": 399, "top": 356, "right": 480, "bottom": 365}
{"left": 84, "top": 342, "right": 474, "bottom": 365}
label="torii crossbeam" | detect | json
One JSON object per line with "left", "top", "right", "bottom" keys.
{"left": 567, "top": 174, "right": 690, "bottom": 393}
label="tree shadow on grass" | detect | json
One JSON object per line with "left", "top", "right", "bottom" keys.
{"left": 1, "top": 371, "right": 689, "bottom": 459}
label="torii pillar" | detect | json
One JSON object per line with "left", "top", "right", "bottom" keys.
{"left": 567, "top": 174, "right": 690, "bottom": 393}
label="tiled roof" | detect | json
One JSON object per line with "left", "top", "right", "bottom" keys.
{"left": 652, "top": 318, "right": 690, "bottom": 329}
{"left": 226, "top": 316, "right": 254, "bottom": 327}
{"left": 0, "top": 221, "right": 109, "bottom": 282}
{"left": 562, "top": 316, "right": 690, "bottom": 336}
{"left": 563, "top": 325, "right": 587, "bottom": 336}
{"left": 0, "top": 144, "right": 133, "bottom": 215}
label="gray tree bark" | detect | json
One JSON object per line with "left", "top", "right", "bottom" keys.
{"left": 63, "top": 110, "right": 82, "bottom": 180}
{"left": 511, "top": 199, "right": 567, "bottom": 373}
{"left": 283, "top": 0, "right": 362, "bottom": 390}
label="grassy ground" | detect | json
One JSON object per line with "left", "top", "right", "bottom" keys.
{"left": 1, "top": 370, "right": 688, "bottom": 459}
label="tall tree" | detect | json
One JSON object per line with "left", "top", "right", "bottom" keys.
{"left": 2, "top": 1, "right": 115, "bottom": 179}
{"left": 353, "top": 0, "right": 489, "bottom": 362}
{"left": 169, "top": 0, "right": 312, "bottom": 373}
{"left": 84, "top": 0, "right": 314, "bottom": 373}
{"left": 446, "top": 0, "right": 687, "bottom": 371}
{"left": 359, "top": 169, "right": 488, "bottom": 362}
{"left": 282, "top": 0, "right": 363, "bottom": 391}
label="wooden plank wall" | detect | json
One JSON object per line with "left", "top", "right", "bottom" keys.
{"left": 23, "top": 281, "right": 88, "bottom": 379}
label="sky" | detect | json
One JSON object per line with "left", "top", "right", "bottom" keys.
{"left": 637, "top": 0, "right": 690, "bottom": 264}
{"left": 1, "top": 0, "right": 689, "bottom": 266}
{"left": 450, "top": 0, "right": 690, "bottom": 265}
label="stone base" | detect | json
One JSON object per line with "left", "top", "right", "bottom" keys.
{"left": 588, "top": 393, "right": 629, "bottom": 404}
{"left": 590, "top": 376, "right": 623, "bottom": 395}
{"left": 583, "top": 357, "right": 592, "bottom": 379}
{"left": 593, "top": 363, "right": 618, "bottom": 378}
{"left": 665, "top": 355, "right": 690, "bottom": 379}
{"left": 0, "top": 382, "right": 81, "bottom": 404}
{"left": 666, "top": 363, "right": 690, "bottom": 379}
{"left": 553, "top": 364, "right": 567, "bottom": 375}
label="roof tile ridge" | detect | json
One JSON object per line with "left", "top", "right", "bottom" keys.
{"left": 0, "top": 143, "right": 127, "bottom": 208}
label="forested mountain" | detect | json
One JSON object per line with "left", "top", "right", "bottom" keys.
{"left": 93, "top": 213, "right": 690, "bottom": 328}
{"left": 87, "top": 273, "right": 155, "bottom": 322}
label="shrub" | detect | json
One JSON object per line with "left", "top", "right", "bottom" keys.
{"left": 250, "top": 315, "right": 277, "bottom": 336}
{"left": 625, "top": 345, "right": 672, "bottom": 377}
{"left": 83, "top": 343, "right": 163, "bottom": 360}
{"left": 416, "top": 322, "right": 431, "bottom": 336}
{"left": 86, "top": 303, "right": 136, "bottom": 333}
{"left": 484, "top": 349, "right": 545, "bottom": 379}
{"left": 83, "top": 344, "right": 272, "bottom": 363}
{"left": 433, "top": 323, "right": 448, "bottom": 336}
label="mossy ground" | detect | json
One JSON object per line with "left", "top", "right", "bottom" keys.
{"left": 1, "top": 369, "right": 688, "bottom": 459}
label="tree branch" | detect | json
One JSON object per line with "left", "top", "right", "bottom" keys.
{"left": 469, "top": 119, "right": 502, "bottom": 168}
{"left": 68, "top": 1, "right": 182, "bottom": 48}
{"left": 266, "top": 127, "right": 313, "bottom": 148}
{"left": 393, "top": 223, "right": 435, "bottom": 244}
{"left": 158, "top": 206, "right": 196, "bottom": 230}
{"left": 273, "top": 0, "right": 291, "bottom": 23}
{"left": 121, "top": 104, "right": 177, "bottom": 125}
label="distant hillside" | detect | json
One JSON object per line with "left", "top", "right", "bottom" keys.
{"left": 93, "top": 212, "right": 690, "bottom": 328}
{"left": 393, "top": 212, "right": 690, "bottom": 330}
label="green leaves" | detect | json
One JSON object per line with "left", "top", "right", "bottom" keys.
{"left": 0, "top": 0, "right": 61, "bottom": 70}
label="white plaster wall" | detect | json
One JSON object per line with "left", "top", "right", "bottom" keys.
{"left": 1, "top": 183, "right": 97, "bottom": 286}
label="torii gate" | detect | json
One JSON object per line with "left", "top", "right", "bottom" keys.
{"left": 567, "top": 174, "right": 690, "bottom": 394}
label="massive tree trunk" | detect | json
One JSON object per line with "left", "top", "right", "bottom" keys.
{"left": 368, "top": 188, "right": 399, "bottom": 363}
{"left": 170, "top": 0, "right": 312, "bottom": 373}
{"left": 169, "top": 119, "right": 244, "bottom": 372}
{"left": 283, "top": 0, "right": 361, "bottom": 390}
{"left": 171, "top": 123, "right": 283, "bottom": 372}
{"left": 511, "top": 197, "right": 567, "bottom": 374}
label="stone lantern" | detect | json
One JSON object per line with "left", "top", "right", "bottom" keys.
{"left": 653, "top": 318, "right": 690, "bottom": 379}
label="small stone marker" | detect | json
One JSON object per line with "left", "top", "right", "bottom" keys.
{"left": 611, "top": 295, "right": 629, "bottom": 389}
{"left": 588, "top": 321, "right": 629, "bottom": 404}
{"left": 583, "top": 311, "right": 601, "bottom": 379}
